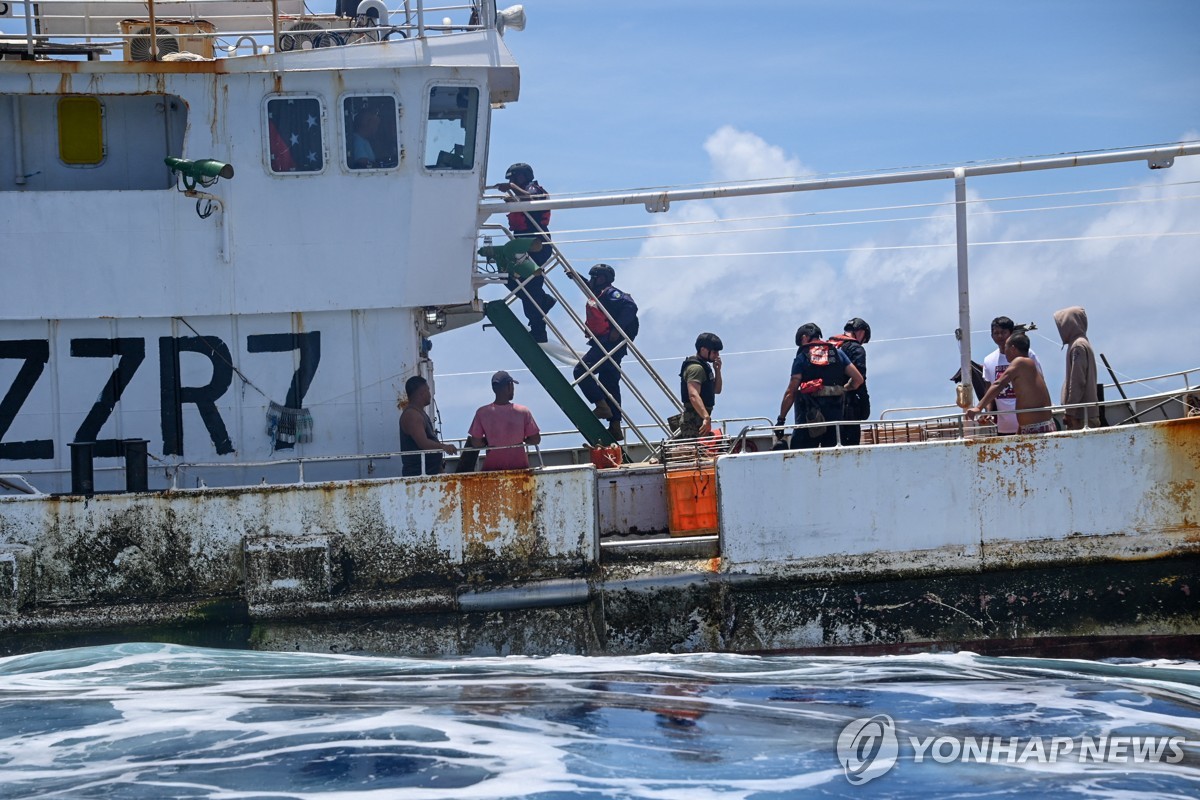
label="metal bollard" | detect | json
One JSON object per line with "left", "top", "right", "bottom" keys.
{"left": 67, "top": 441, "right": 95, "bottom": 496}
{"left": 123, "top": 438, "right": 150, "bottom": 493}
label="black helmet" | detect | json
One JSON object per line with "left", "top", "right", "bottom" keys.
{"left": 505, "top": 162, "right": 534, "bottom": 182}
{"left": 695, "top": 332, "right": 723, "bottom": 352}
{"left": 844, "top": 317, "right": 871, "bottom": 343}
{"left": 794, "top": 322, "right": 822, "bottom": 346}
{"left": 588, "top": 263, "right": 616, "bottom": 281}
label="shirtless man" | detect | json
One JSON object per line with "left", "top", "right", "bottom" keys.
{"left": 399, "top": 375, "right": 458, "bottom": 476}
{"left": 967, "top": 333, "right": 1055, "bottom": 434}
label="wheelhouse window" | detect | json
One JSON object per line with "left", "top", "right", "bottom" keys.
{"left": 58, "top": 97, "right": 105, "bottom": 166}
{"left": 343, "top": 95, "right": 399, "bottom": 171}
{"left": 266, "top": 96, "right": 325, "bottom": 174}
{"left": 424, "top": 86, "right": 478, "bottom": 170}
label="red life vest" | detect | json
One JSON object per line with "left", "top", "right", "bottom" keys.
{"left": 508, "top": 208, "right": 551, "bottom": 233}
{"left": 585, "top": 301, "right": 611, "bottom": 337}
{"left": 507, "top": 180, "right": 550, "bottom": 233}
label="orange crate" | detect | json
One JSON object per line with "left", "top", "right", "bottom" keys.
{"left": 666, "top": 468, "right": 718, "bottom": 536}
{"left": 590, "top": 444, "right": 622, "bottom": 469}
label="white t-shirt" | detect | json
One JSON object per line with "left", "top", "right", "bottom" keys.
{"left": 982, "top": 348, "right": 1044, "bottom": 434}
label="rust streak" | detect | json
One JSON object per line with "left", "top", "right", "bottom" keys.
{"left": 1163, "top": 417, "right": 1200, "bottom": 527}
{"left": 457, "top": 472, "right": 537, "bottom": 547}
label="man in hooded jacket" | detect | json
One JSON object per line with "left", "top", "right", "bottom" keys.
{"left": 1053, "top": 306, "right": 1101, "bottom": 430}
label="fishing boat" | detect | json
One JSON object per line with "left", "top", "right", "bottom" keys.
{"left": 1, "top": 1, "right": 1197, "bottom": 658}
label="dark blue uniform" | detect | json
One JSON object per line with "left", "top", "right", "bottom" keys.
{"left": 505, "top": 180, "right": 556, "bottom": 342}
{"left": 789, "top": 342, "right": 850, "bottom": 450}
{"left": 573, "top": 286, "right": 639, "bottom": 426}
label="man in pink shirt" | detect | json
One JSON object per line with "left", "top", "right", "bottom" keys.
{"left": 467, "top": 371, "right": 541, "bottom": 471}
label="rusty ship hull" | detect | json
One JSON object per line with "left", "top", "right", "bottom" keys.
{"left": 3, "top": 416, "right": 1197, "bottom": 657}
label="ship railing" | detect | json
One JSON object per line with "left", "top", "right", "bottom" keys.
{"left": 1100, "top": 365, "right": 1199, "bottom": 393}
{"left": 2, "top": 0, "right": 492, "bottom": 60}
{"left": 0, "top": 450, "right": 397, "bottom": 492}
{"left": 879, "top": 376, "right": 1198, "bottom": 427}
{"left": 729, "top": 413, "right": 995, "bottom": 453}
{"left": 4, "top": 422, "right": 764, "bottom": 495}
{"left": 733, "top": 383, "right": 1199, "bottom": 452}
{"left": 881, "top": 365, "right": 1200, "bottom": 421}
{"left": 163, "top": 439, "right": 543, "bottom": 487}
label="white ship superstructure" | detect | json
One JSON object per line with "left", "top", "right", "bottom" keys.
{"left": 1, "top": 1, "right": 517, "bottom": 491}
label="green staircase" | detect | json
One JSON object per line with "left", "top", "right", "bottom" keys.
{"left": 484, "top": 300, "right": 620, "bottom": 447}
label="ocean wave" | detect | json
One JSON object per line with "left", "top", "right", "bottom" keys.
{"left": 0, "top": 644, "right": 1197, "bottom": 799}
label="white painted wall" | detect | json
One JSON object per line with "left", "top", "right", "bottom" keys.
{"left": 718, "top": 419, "right": 1200, "bottom": 576}
{"left": 0, "top": 34, "right": 517, "bottom": 320}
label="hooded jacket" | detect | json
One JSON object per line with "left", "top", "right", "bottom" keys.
{"left": 1053, "top": 306, "right": 1100, "bottom": 427}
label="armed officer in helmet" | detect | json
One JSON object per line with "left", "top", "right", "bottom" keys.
{"left": 829, "top": 317, "right": 871, "bottom": 446}
{"left": 777, "top": 323, "right": 864, "bottom": 450}
{"left": 573, "top": 263, "right": 640, "bottom": 440}
{"left": 493, "top": 162, "right": 556, "bottom": 342}
{"left": 677, "top": 332, "right": 723, "bottom": 439}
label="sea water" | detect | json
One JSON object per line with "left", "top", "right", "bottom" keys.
{"left": 0, "top": 644, "right": 1197, "bottom": 799}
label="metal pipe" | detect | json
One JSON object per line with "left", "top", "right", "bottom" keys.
{"left": 482, "top": 143, "right": 1200, "bottom": 217}
{"left": 1101, "top": 352, "right": 1139, "bottom": 423}
{"left": 271, "top": 0, "right": 280, "bottom": 53}
{"left": 23, "top": 0, "right": 34, "bottom": 56}
{"left": 149, "top": 0, "right": 157, "bottom": 61}
{"left": 11, "top": 96, "right": 25, "bottom": 186}
{"left": 458, "top": 578, "right": 590, "bottom": 611}
{"left": 954, "top": 168, "right": 973, "bottom": 406}
{"left": 416, "top": 0, "right": 425, "bottom": 37}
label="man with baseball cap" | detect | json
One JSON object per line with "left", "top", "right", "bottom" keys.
{"left": 467, "top": 370, "right": 542, "bottom": 471}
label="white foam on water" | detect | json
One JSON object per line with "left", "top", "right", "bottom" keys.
{"left": 1, "top": 645, "right": 1197, "bottom": 798}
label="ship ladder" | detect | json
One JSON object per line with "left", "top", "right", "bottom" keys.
{"left": 479, "top": 223, "right": 686, "bottom": 456}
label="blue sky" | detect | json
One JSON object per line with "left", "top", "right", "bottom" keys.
{"left": 432, "top": 0, "right": 1200, "bottom": 445}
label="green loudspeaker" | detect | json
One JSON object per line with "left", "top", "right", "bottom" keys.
{"left": 165, "top": 157, "right": 234, "bottom": 190}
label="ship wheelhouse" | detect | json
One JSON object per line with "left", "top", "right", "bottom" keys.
{"left": 0, "top": 1, "right": 520, "bottom": 492}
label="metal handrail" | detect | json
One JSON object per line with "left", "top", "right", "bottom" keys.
{"left": 1101, "top": 365, "right": 1199, "bottom": 392}
{"left": 880, "top": 402, "right": 963, "bottom": 420}
{"left": 733, "top": 385, "right": 1198, "bottom": 453}
{"left": 881, "top": 374, "right": 1199, "bottom": 421}
{"left": 5, "top": 0, "right": 488, "bottom": 56}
